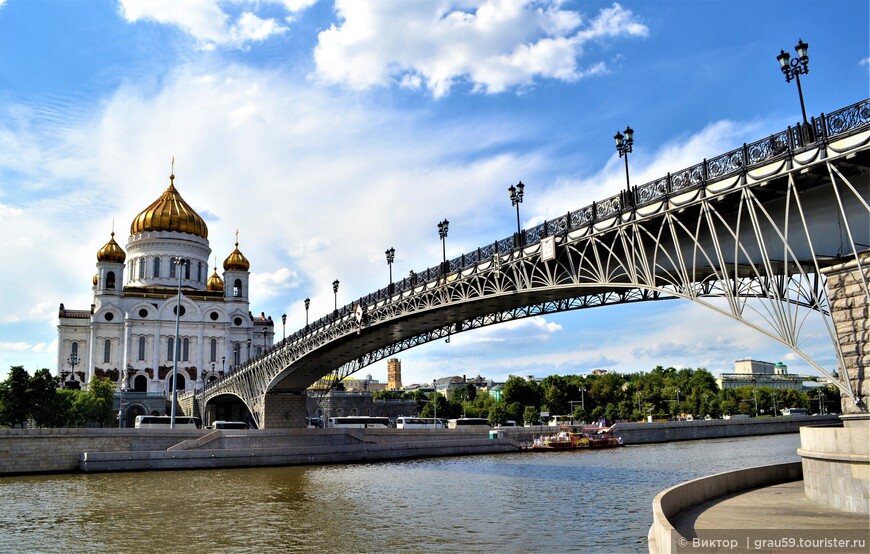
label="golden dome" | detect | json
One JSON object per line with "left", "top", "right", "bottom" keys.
{"left": 129, "top": 175, "right": 208, "bottom": 239}
{"left": 96, "top": 232, "right": 126, "bottom": 263}
{"left": 207, "top": 265, "right": 224, "bottom": 292}
{"left": 93, "top": 274, "right": 98, "bottom": 286}
{"left": 223, "top": 235, "right": 250, "bottom": 272}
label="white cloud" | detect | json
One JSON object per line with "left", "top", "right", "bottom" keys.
{"left": 313, "top": 1, "right": 647, "bottom": 97}
{"left": 860, "top": 57, "right": 870, "bottom": 66}
{"left": 0, "top": 342, "right": 32, "bottom": 352}
{"left": 118, "top": 0, "right": 289, "bottom": 49}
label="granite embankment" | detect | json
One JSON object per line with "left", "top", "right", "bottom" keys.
{"left": 0, "top": 415, "right": 837, "bottom": 475}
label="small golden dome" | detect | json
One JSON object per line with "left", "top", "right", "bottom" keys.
{"left": 207, "top": 265, "right": 224, "bottom": 292}
{"left": 223, "top": 237, "right": 250, "bottom": 272}
{"left": 97, "top": 232, "right": 126, "bottom": 263}
{"left": 129, "top": 174, "right": 208, "bottom": 239}
{"left": 93, "top": 274, "right": 99, "bottom": 286}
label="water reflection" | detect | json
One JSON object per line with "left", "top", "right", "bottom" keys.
{"left": 0, "top": 434, "right": 800, "bottom": 553}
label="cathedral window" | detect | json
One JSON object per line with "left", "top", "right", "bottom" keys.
{"left": 153, "top": 257, "right": 161, "bottom": 278}
{"left": 210, "top": 338, "right": 217, "bottom": 362}
{"left": 182, "top": 338, "right": 190, "bottom": 361}
{"left": 103, "top": 339, "right": 111, "bottom": 363}
{"left": 233, "top": 343, "right": 240, "bottom": 366}
{"left": 197, "top": 261, "right": 203, "bottom": 282}
{"left": 106, "top": 271, "right": 116, "bottom": 289}
{"left": 233, "top": 279, "right": 243, "bottom": 297}
{"left": 168, "top": 337, "right": 174, "bottom": 361}
{"left": 138, "top": 337, "right": 146, "bottom": 361}
{"left": 139, "top": 258, "right": 146, "bottom": 279}
{"left": 184, "top": 259, "right": 191, "bottom": 280}
{"left": 71, "top": 342, "right": 78, "bottom": 357}
{"left": 170, "top": 258, "right": 176, "bottom": 278}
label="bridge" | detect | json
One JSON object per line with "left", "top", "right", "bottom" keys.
{"left": 188, "top": 98, "right": 870, "bottom": 429}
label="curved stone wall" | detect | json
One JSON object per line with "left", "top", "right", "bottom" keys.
{"left": 798, "top": 424, "right": 870, "bottom": 514}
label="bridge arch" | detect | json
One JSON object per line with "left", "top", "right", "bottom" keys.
{"left": 198, "top": 99, "right": 870, "bottom": 428}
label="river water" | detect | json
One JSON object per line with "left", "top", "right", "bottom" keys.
{"left": 0, "top": 434, "right": 800, "bottom": 553}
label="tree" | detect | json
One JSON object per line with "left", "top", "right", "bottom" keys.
{"left": 28, "top": 369, "right": 60, "bottom": 427}
{"left": 0, "top": 366, "right": 31, "bottom": 428}
{"left": 523, "top": 405, "right": 538, "bottom": 426}
{"left": 501, "top": 375, "right": 541, "bottom": 411}
{"left": 89, "top": 377, "right": 116, "bottom": 427}
{"left": 488, "top": 403, "right": 507, "bottom": 426}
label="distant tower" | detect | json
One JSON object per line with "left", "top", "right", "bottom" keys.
{"left": 387, "top": 358, "right": 402, "bottom": 390}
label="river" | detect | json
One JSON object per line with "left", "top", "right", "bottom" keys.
{"left": 0, "top": 433, "right": 800, "bottom": 553}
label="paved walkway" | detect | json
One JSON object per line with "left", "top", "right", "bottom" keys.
{"left": 672, "top": 481, "right": 869, "bottom": 552}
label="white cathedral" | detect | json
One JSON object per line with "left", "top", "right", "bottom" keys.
{"left": 57, "top": 170, "right": 274, "bottom": 420}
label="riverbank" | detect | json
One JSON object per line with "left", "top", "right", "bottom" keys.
{"left": 0, "top": 415, "right": 837, "bottom": 475}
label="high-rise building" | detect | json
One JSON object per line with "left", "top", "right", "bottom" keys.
{"left": 386, "top": 358, "right": 402, "bottom": 390}
{"left": 56, "top": 169, "right": 273, "bottom": 424}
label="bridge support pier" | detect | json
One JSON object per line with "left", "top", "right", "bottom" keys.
{"left": 262, "top": 391, "right": 308, "bottom": 429}
{"left": 797, "top": 252, "right": 870, "bottom": 515}
{"left": 823, "top": 252, "right": 870, "bottom": 416}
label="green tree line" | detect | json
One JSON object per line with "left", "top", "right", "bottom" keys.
{"left": 0, "top": 366, "right": 116, "bottom": 428}
{"left": 374, "top": 366, "right": 839, "bottom": 426}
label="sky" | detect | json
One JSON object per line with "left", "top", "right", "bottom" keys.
{"left": 0, "top": 0, "right": 868, "bottom": 386}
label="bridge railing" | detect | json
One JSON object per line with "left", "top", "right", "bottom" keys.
{"left": 208, "top": 98, "right": 870, "bottom": 390}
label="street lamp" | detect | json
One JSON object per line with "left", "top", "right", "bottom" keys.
{"left": 65, "top": 354, "right": 79, "bottom": 388}
{"left": 385, "top": 247, "right": 395, "bottom": 294}
{"left": 614, "top": 126, "right": 634, "bottom": 204}
{"left": 437, "top": 219, "right": 449, "bottom": 277}
{"left": 119, "top": 364, "right": 130, "bottom": 428}
{"left": 170, "top": 256, "right": 186, "bottom": 429}
{"left": 304, "top": 297, "right": 310, "bottom": 327}
{"left": 776, "top": 39, "right": 811, "bottom": 140}
{"left": 281, "top": 313, "right": 286, "bottom": 340}
{"left": 751, "top": 378, "right": 759, "bottom": 417}
{"left": 508, "top": 181, "right": 525, "bottom": 246}
{"left": 332, "top": 280, "right": 340, "bottom": 311}
{"left": 675, "top": 388, "right": 681, "bottom": 419}
{"left": 772, "top": 393, "right": 778, "bottom": 417}
{"left": 221, "top": 355, "right": 226, "bottom": 376}
{"left": 580, "top": 386, "right": 586, "bottom": 411}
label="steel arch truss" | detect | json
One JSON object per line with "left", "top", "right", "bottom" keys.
{"left": 202, "top": 132, "right": 869, "bottom": 428}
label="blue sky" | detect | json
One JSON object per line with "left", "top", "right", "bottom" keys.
{"left": 0, "top": 0, "right": 868, "bottom": 385}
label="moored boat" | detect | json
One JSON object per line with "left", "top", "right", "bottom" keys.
{"left": 527, "top": 425, "right": 623, "bottom": 451}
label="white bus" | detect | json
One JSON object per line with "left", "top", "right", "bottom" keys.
{"left": 134, "top": 415, "right": 202, "bottom": 429}
{"left": 327, "top": 416, "right": 391, "bottom": 428}
{"left": 782, "top": 408, "right": 808, "bottom": 416}
{"left": 396, "top": 417, "right": 445, "bottom": 429}
{"left": 447, "top": 417, "right": 490, "bottom": 429}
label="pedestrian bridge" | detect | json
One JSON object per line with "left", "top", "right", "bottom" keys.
{"left": 190, "top": 98, "right": 870, "bottom": 428}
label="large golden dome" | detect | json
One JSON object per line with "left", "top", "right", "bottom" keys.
{"left": 130, "top": 174, "right": 208, "bottom": 239}
{"left": 223, "top": 236, "right": 250, "bottom": 272}
{"left": 96, "top": 232, "right": 126, "bottom": 263}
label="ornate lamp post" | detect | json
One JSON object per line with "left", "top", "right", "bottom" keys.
{"left": 65, "top": 353, "right": 79, "bottom": 388}
{"left": 776, "top": 39, "right": 811, "bottom": 140}
{"left": 332, "top": 280, "right": 340, "bottom": 311}
{"left": 119, "top": 363, "right": 130, "bottom": 428}
{"left": 221, "top": 355, "right": 226, "bottom": 376}
{"left": 170, "top": 257, "right": 186, "bottom": 429}
{"left": 614, "top": 126, "right": 634, "bottom": 205}
{"left": 437, "top": 219, "right": 449, "bottom": 276}
{"left": 304, "top": 297, "right": 310, "bottom": 327}
{"left": 508, "top": 181, "right": 525, "bottom": 246}
{"left": 385, "top": 247, "right": 395, "bottom": 294}
{"left": 751, "top": 378, "right": 759, "bottom": 417}
{"left": 281, "top": 313, "right": 286, "bottom": 340}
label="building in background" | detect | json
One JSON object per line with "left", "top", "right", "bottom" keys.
{"left": 56, "top": 170, "right": 273, "bottom": 425}
{"left": 717, "top": 358, "right": 803, "bottom": 390}
{"left": 386, "top": 358, "right": 402, "bottom": 390}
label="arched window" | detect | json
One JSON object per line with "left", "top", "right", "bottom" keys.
{"left": 210, "top": 338, "right": 217, "bottom": 362}
{"left": 233, "top": 279, "right": 243, "bottom": 297}
{"left": 167, "top": 337, "right": 174, "bottom": 361}
{"left": 182, "top": 338, "right": 189, "bottom": 361}
{"left": 197, "top": 261, "right": 203, "bottom": 282}
{"left": 139, "top": 258, "right": 146, "bottom": 279}
{"left": 71, "top": 342, "right": 78, "bottom": 357}
{"left": 138, "top": 336, "right": 146, "bottom": 361}
{"left": 103, "top": 339, "right": 111, "bottom": 363}
{"left": 133, "top": 375, "right": 147, "bottom": 392}
{"left": 169, "top": 258, "right": 176, "bottom": 278}
{"left": 153, "top": 257, "right": 161, "bottom": 278}
{"left": 233, "top": 343, "right": 240, "bottom": 365}
{"left": 184, "top": 259, "right": 191, "bottom": 280}
{"left": 106, "top": 271, "right": 116, "bottom": 289}
{"left": 256, "top": 346, "right": 262, "bottom": 356}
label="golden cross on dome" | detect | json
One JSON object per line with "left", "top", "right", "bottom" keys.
{"left": 235, "top": 229, "right": 239, "bottom": 246}
{"left": 170, "top": 156, "right": 175, "bottom": 182}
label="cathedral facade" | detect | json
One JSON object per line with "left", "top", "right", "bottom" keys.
{"left": 57, "top": 171, "right": 273, "bottom": 422}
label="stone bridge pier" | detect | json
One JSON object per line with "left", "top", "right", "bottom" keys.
{"left": 263, "top": 392, "right": 308, "bottom": 429}
{"left": 797, "top": 252, "right": 869, "bottom": 515}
